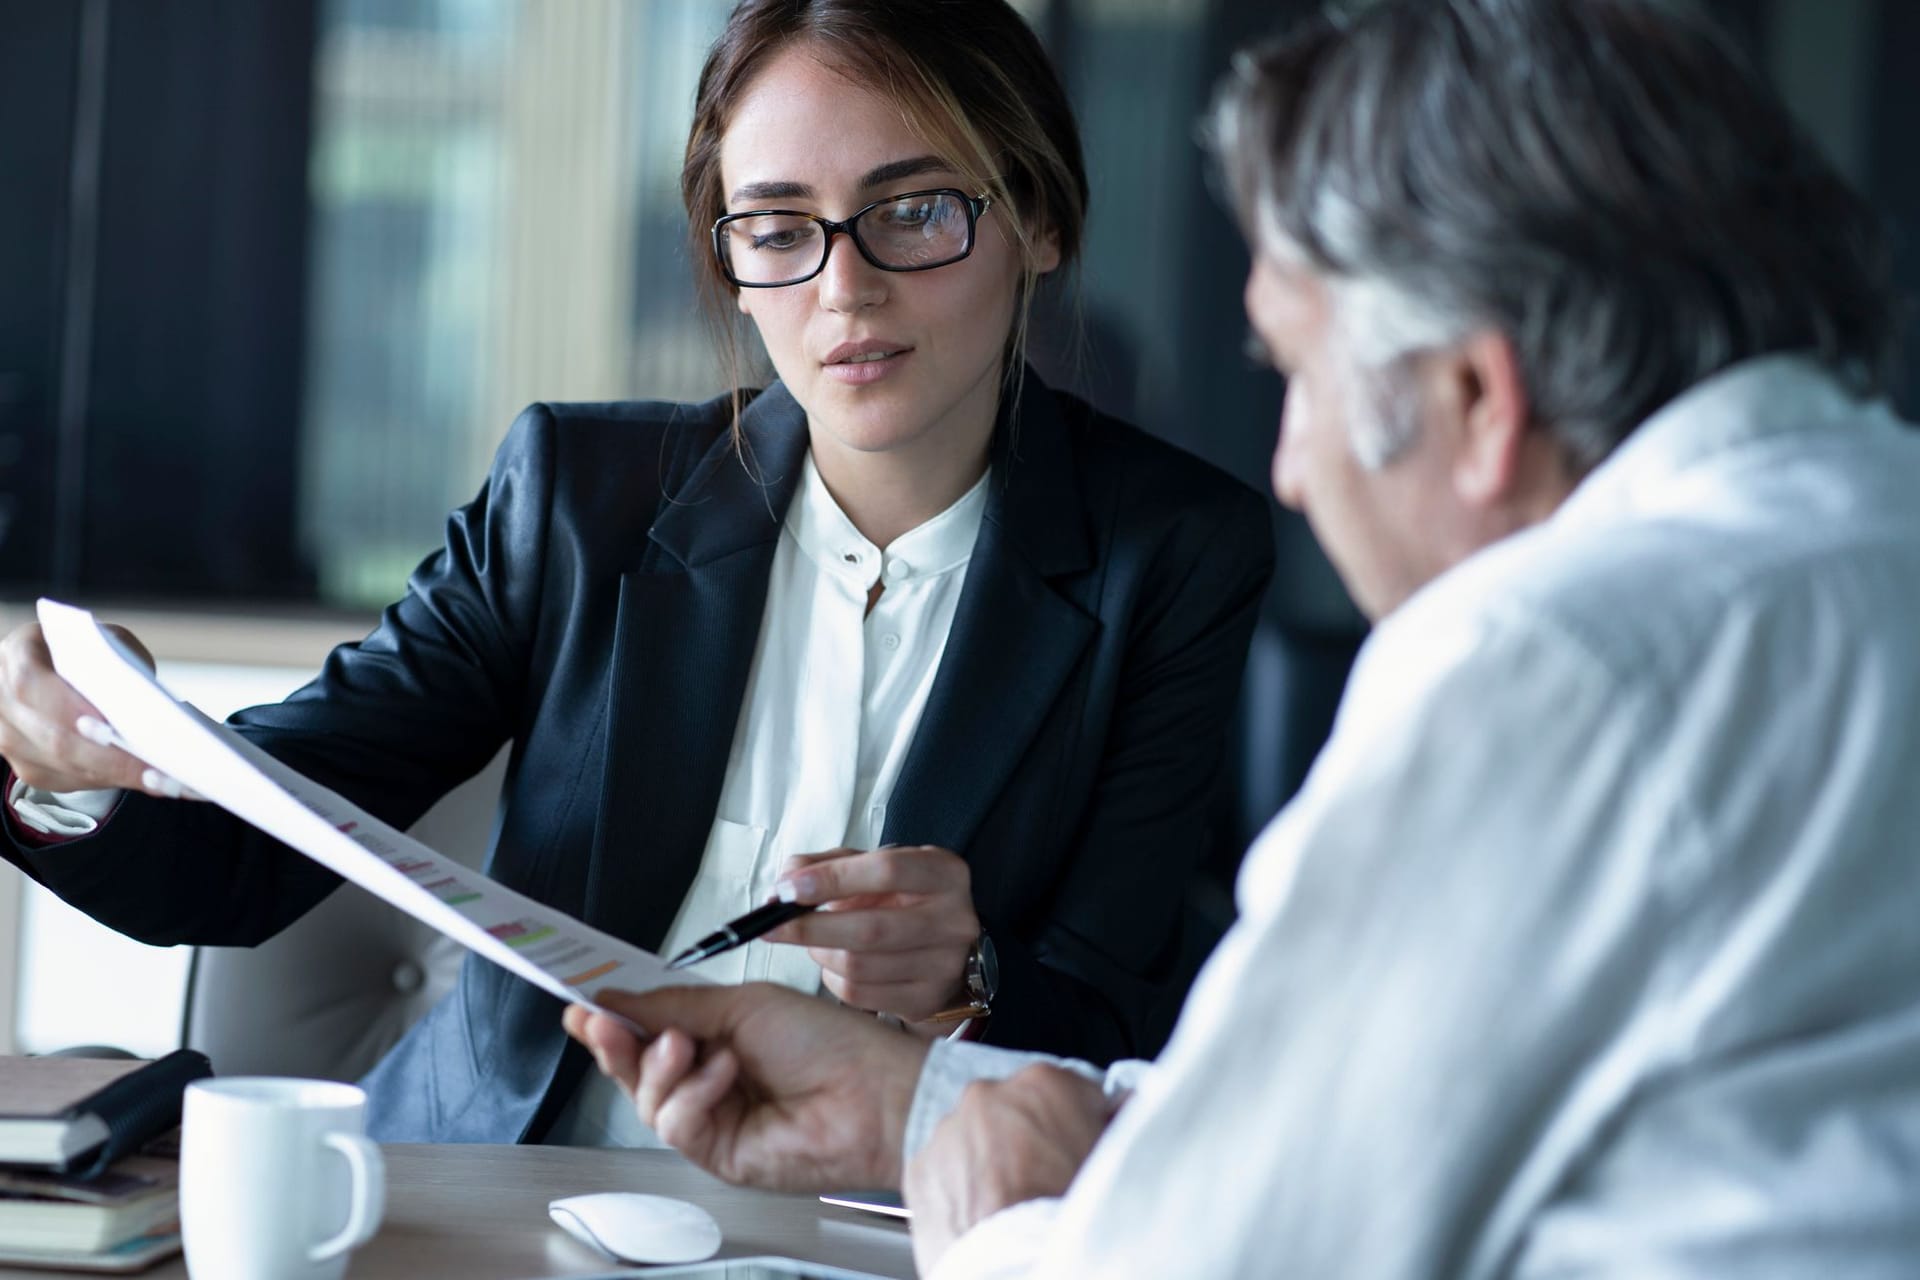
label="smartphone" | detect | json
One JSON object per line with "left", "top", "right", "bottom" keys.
{"left": 560, "top": 1260, "right": 895, "bottom": 1280}
{"left": 817, "top": 1188, "right": 909, "bottom": 1220}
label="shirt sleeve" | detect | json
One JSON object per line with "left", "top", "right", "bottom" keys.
{"left": 929, "top": 1199, "right": 1064, "bottom": 1280}
{"left": 903, "top": 1038, "right": 1144, "bottom": 1167}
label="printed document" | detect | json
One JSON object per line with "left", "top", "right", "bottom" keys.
{"left": 36, "top": 598, "right": 698, "bottom": 1018}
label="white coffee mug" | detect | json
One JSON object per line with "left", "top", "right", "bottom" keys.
{"left": 180, "top": 1078, "right": 386, "bottom": 1280}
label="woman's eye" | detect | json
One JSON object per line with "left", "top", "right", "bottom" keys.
{"left": 882, "top": 201, "right": 935, "bottom": 228}
{"left": 751, "top": 229, "right": 803, "bottom": 251}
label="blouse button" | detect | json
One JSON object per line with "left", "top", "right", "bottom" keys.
{"left": 880, "top": 632, "right": 902, "bottom": 652}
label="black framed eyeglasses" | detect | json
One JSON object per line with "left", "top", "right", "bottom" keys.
{"left": 711, "top": 188, "right": 993, "bottom": 289}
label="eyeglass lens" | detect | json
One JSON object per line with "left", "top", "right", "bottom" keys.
{"left": 722, "top": 192, "right": 973, "bottom": 286}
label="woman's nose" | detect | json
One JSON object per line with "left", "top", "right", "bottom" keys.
{"left": 815, "top": 232, "right": 887, "bottom": 313}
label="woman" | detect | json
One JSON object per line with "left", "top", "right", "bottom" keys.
{"left": 0, "top": 0, "right": 1272, "bottom": 1145}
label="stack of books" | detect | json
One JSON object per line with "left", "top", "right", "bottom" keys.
{"left": 0, "top": 1050, "right": 211, "bottom": 1273}
{"left": 0, "top": 1154, "right": 181, "bottom": 1272}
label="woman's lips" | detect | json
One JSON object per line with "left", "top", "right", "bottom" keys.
{"left": 822, "top": 348, "right": 912, "bottom": 385}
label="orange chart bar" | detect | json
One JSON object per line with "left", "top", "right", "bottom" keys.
{"left": 562, "top": 960, "right": 621, "bottom": 986}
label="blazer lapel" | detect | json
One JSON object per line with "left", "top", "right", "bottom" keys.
{"left": 884, "top": 380, "right": 1097, "bottom": 854}
{"left": 584, "top": 384, "right": 810, "bottom": 949}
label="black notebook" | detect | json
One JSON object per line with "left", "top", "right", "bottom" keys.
{"left": 0, "top": 1051, "right": 211, "bottom": 1176}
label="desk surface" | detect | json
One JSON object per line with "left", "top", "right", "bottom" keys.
{"left": 0, "top": 1145, "right": 915, "bottom": 1280}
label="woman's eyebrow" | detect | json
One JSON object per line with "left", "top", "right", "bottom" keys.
{"left": 730, "top": 179, "right": 812, "bottom": 204}
{"left": 728, "top": 155, "right": 957, "bottom": 207}
{"left": 856, "top": 154, "right": 955, "bottom": 190}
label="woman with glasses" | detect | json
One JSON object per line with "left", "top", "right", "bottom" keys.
{"left": 0, "top": 0, "right": 1272, "bottom": 1146}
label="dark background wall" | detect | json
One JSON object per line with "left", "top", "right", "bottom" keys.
{"left": 2, "top": 0, "right": 1913, "bottom": 613}
{"left": 0, "top": 0, "right": 317, "bottom": 603}
{"left": 0, "top": 0, "right": 1915, "bottom": 865}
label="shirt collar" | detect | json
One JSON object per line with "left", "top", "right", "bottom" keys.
{"left": 1553, "top": 355, "right": 1896, "bottom": 532}
{"left": 785, "top": 451, "right": 991, "bottom": 586}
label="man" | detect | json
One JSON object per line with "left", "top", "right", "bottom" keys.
{"left": 567, "top": 0, "right": 1920, "bottom": 1275}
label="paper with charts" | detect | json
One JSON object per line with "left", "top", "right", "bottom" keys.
{"left": 36, "top": 598, "right": 700, "bottom": 1019}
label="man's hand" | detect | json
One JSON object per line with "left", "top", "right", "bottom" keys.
{"left": 564, "top": 982, "right": 930, "bottom": 1191}
{"left": 903, "top": 1065, "right": 1115, "bottom": 1275}
{"left": 763, "top": 844, "right": 980, "bottom": 1028}
{"left": 0, "top": 623, "right": 188, "bottom": 797}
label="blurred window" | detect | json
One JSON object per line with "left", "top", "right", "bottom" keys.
{"left": 301, "top": 0, "right": 732, "bottom": 606}
{"left": 0, "top": 0, "right": 1907, "bottom": 613}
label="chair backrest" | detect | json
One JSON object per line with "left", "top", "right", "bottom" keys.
{"left": 179, "top": 749, "right": 509, "bottom": 1082}
{"left": 1178, "top": 614, "right": 1359, "bottom": 962}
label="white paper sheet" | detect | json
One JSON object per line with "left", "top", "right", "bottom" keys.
{"left": 36, "top": 598, "right": 699, "bottom": 1020}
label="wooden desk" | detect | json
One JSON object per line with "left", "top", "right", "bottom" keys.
{"left": 0, "top": 1145, "right": 916, "bottom": 1279}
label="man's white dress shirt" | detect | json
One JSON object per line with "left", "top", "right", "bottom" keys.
{"left": 547, "top": 452, "right": 988, "bottom": 1146}
{"left": 909, "top": 357, "right": 1920, "bottom": 1278}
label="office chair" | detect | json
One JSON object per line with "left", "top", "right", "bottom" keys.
{"left": 178, "top": 750, "right": 509, "bottom": 1082}
{"left": 1196, "top": 509, "right": 1365, "bottom": 924}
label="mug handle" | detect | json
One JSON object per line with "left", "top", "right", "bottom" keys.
{"left": 309, "top": 1132, "right": 386, "bottom": 1263}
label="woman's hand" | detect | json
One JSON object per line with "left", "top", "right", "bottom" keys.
{"left": 764, "top": 844, "right": 980, "bottom": 1028}
{"left": 0, "top": 623, "right": 190, "bottom": 798}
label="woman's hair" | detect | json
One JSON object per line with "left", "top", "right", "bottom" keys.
{"left": 683, "top": 0, "right": 1088, "bottom": 426}
{"left": 1206, "top": 0, "right": 1898, "bottom": 474}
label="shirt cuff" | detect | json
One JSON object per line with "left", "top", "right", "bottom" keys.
{"left": 926, "top": 1197, "right": 1062, "bottom": 1280}
{"left": 903, "top": 1039, "right": 1103, "bottom": 1168}
{"left": 7, "top": 775, "right": 124, "bottom": 838}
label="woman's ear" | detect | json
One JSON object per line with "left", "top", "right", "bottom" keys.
{"left": 1032, "top": 225, "right": 1062, "bottom": 276}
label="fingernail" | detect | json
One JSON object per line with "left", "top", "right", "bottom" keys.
{"left": 141, "top": 769, "right": 184, "bottom": 799}
{"left": 775, "top": 879, "right": 801, "bottom": 903}
{"left": 75, "top": 715, "right": 114, "bottom": 746}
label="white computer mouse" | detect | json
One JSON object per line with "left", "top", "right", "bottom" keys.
{"left": 548, "top": 1191, "right": 724, "bottom": 1264}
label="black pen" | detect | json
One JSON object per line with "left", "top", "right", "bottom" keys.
{"left": 666, "top": 898, "right": 818, "bottom": 970}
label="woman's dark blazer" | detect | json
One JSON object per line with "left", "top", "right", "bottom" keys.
{"left": 4, "top": 373, "right": 1274, "bottom": 1143}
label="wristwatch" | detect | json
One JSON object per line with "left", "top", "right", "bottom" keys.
{"left": 929, "top": 933, "right": 999, "bottom": 1023}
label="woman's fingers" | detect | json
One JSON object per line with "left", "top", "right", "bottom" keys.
{"left": 805, "top": 944, "right": 966, "bottom": 986}
{"left": 817, "top": 970, "right": 956, "bottom": 1021}
{"left": 777, "top": 904, "right": 976, "bottom": 953}
{"left": 135, "top": 768, "right": 202, "bottom": 801}
{"left": 10, "top": 720, "right": 152, "bottom": 795}
{"left": 0, "top": 623, "right": 170, "bottom": 795}
{"left": 760, "top": 845, "right": 978, "bottom": 1024}
{"left": 99, "top": 625, "right": 156, "bottom": 672}
{"left": 70, "top": 714, "right": 192, "bottom": 797}
{"left": 777, "top": 847, "right": 861, "bottom": 878}
{"left": 775, "top": 845, "right": 969, "bottom": 905}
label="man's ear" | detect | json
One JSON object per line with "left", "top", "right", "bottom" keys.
{"left": 1448, "top": 330, "right": 1529, "bottom": 507}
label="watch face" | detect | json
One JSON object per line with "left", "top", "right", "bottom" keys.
{"left": 976, "top": 934, "right": 1000, "bottom": 1000}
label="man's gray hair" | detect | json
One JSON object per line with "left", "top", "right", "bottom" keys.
{"left": 1207, "top": 0, "right": 1898, "bottom": 474}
